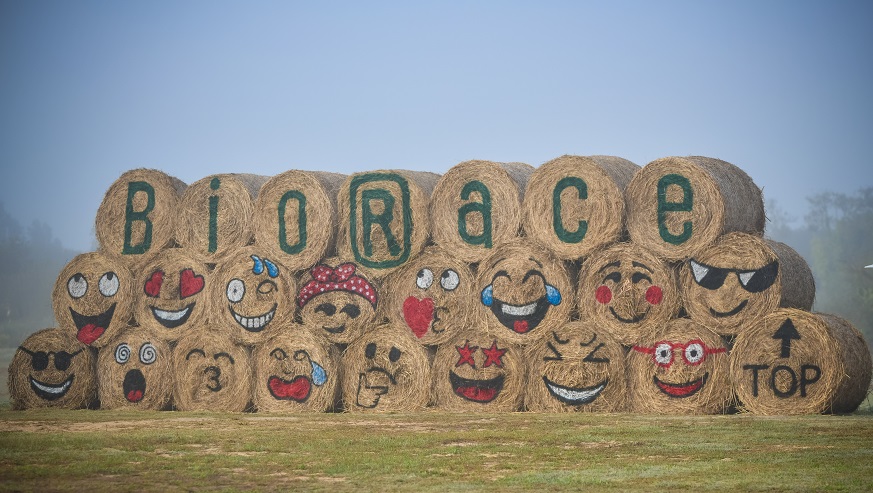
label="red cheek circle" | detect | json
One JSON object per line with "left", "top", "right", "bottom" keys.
{"left": 595, "top": 285, "right": 612, "bottom": 304}
{"left": 645, "top": 285, "right": 663, "bottom": 305}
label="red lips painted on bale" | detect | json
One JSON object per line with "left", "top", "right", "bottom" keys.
{"left": 268, "top": 375, "right": 311, "bottom": 402}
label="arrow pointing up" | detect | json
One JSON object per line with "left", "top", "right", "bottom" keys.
{"left": 773, "top": 318, "right": 801, "bottom": 358}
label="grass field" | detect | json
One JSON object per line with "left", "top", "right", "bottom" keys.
{"left": 1, "top": 407, "right": 873, "bottom": 492}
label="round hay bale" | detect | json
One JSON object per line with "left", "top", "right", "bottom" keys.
{"left": 253, "top": 324, "right": 340, "bottom": 413}
{"left": 175, "top": 173, "right": 270, "bottom": 263}
{"left": 380, "top": 245, "right": 482, "bottom": 346}
{"left": 474, "top": 239, "right": 573, "bottom": 345}
{"left": 626, "top": 156, "right": 765, "bottom": 261}
{"left": 134, "top": 247, "right": 210, "bottom": 342}
{"left": 429, "top": 160, "right": 534, "bottom": 263}
{"left": 576, "top": 241, "right": 680, "bottom": 346}
{"left": 340, "top": 323, "right": 431, "bottom": 412}
{"left": 172, "top": 324, "right": 253, "bottom": 412}
{"left": 95, "top": 168, "right": 187, "bottom": 269}
{"left": 628, "top": 318, "right": 732, "bottom": 414}
{"left": 8, "top": 328, "right": 97, "bottom": 410}
{"left": 52, "top": 251, "right": 135, "bottom": 349}
{"left": 297, "top": 257, "right": 380, "bottom": 345}
{"left": 336, "top": 169, "right": 440, "bottom": 278}
{"left": 730, "top": 309, "right": 872, "bottom": 415}
{"left": 206, "top": 246, "right": 298, "bottom": 346}
{"left": 254, "top": 170, "right": 347, "bottom": 272}
{"left": 431, "top": 332, "right": 523, "bottom": 412}
{"left": 680, "top": 232, "right": 815, "bottom": 336}
{"left": 523, "top": 155, "right": 640, "bottom": 260}
{"left": 524, "top": 321, "right": 628, "bottom": 412}
{"left": 97, "top": 324, "right": 173, "bottom": 410}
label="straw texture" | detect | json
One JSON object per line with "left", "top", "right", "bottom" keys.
{"left": 97, "top": 324, "right": 174, "bottom": 410}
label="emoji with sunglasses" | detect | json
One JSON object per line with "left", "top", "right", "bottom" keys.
{"left": 680, "top": 232, "right": 793, "bottom": 335}
{"left": 629, "top": 319, "right": 732, "bottom": 414}
{"left": 9, "top": 328, "right": 96, "bottom": 409}
{"left": 208, "top": 247, "right": 297, "bottom": 345}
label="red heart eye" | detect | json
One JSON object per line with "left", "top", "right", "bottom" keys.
{"left": 646, "top": 285, "right": 663, "bottom": 305}
{"left": 179, "top": 268, "right": 205, "bottom": 299}
{"left": 595, "top": 285, "right": 612, "bottom": 304}
{"left": 144, "top": 271, "right": 164, "bottom": 298}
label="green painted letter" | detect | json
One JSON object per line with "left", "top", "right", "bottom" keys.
{"left": 123, "top": 181, "right": 155, "bottom": 255}
{"left": 208, "top": 177, "right": 220, "bottom": 253}
{"left": 657, "top": 174, "right": 693, "bottom": 245}
{"left": 457, "top": 180, "right": 492, "bottom": 248}
{"left": 277, "top": 190, "right": 307, "bottom": 255}
{"left": 553, "top": 176, "right": 588, "bottom": 244}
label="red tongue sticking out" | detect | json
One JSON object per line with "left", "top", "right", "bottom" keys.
{"left": 126, "top": 389, "right": 144, "bottom": 403}
{"left": 77, "top": 324, "right": 105, "bottom": 345}
{"left": 513, "top": 320, "right": 530, "bottom": 334}
{"left": 456, "top": 385, "right": 498, "bottom": 403}
{"left": 269, "top": 376, "right": 311, "bottom": 402}
{"left": 403, "top": 297, "right": 435, "bottom": 338}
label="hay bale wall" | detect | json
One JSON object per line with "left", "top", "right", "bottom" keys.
{"left": 523, "top": 155, "right": 639, "bottom": 260}
{"left": 429, "top": 160, "right": 534, "bottom": 263}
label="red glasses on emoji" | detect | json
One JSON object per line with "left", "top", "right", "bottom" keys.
{"left": 632, "top": 339, "right": 725, "bottom": 369}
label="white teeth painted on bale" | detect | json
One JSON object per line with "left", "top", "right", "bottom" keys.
{"left": 501, "top": 302, "right": 536, "bottom": 317}
{"left": 154, "top": 306, "right": 190, "bottom": 322}
{"left": 30, "top": 377, "right": 72, "bottom": 394}
{"left": 234, "top": 308, "right": 275, "bottom": 330}
{"left": 546, "top": 381, "right": 606, "bottom": 402}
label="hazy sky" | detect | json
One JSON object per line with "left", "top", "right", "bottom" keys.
{"left": 1, "top": 1, "right": 871, "bottom": 253}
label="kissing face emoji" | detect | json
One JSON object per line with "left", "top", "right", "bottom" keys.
{"left": 9, "top": 328, "right": 96, "bottom": 410}
{"left": 136, "top": 248, "right": 208, "bottom": 341}
{"left": 172, "top": 325, "right": 251, "bottom": 412}
{"left": 52, "top": 252, "right": 133, "bottom": 348}
{"left": 577, "top": 243, "right": 679, "bottom": 345}
{"left": 477, "top": 241, "right": 571, "bottom": 344}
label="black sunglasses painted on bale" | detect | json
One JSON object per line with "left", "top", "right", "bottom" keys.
{"left": 18, "top": 347, "right": 84, "bottom": 371}
{"left": 689, "top": 259, "right": 779, "bottom": 293}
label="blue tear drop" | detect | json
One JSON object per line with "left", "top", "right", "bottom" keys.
{"left": 264, "top": 258, "right": 279, "bottom": 278}
{"left": 546, "top": 284, "right": 562, "bottom": 306}
{"left": 311, "top": 360, "right": 327, "bottom": 386}
{"left": 481, "top": 284, "right": 494, "bottom": 307}
{"left": 251, "top": 255, "right": 264, "bottom": 275}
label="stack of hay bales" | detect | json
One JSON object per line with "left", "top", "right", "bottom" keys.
{"left": 8, "top": 155, "right": 871, "bottom": 415}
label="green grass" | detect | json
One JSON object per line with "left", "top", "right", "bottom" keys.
{"left": 1, "top": 409, "right": 872, "bottom": 492}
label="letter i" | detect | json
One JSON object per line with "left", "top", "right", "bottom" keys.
{"left": 209, "top": 177, "right": 220, "bottom": 253}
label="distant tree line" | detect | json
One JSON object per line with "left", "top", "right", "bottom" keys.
{"left": 0, "top": 202, "right": 78, "bottom": 347}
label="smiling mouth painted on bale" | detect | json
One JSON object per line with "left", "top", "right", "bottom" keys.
{"left": 449, "top": 371, "right": 505, "bottom": 403}
{"left": 30, "top": 374, "right": 75, "bottom": 401}
{"left": 229, "top": 303, "right": 277, "bottom": 332}
{"left": 653, "top": 373, "right": 708, "bottom": 398}
{"left": 69, "top": 303, "right": 116, "bottom": 337}
{"left": 491, "top": 297, "right": 550, "bottom": 334}
{"left": 608, "top": 306, "right": 649, "bottom": 324}
{"left": 709, "top": 299, "right": 748, "bottom": 318}
{"left": 542, "top": 376, "right": 608, "bottom": 405}
{"left": 150, "top": 303, "right": 195, "bottom": 329}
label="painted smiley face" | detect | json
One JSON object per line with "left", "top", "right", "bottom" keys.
{"left": 433, "top": 333, "right": 523, "bottom": 411}
{"left": 680, "top": 232, "right": 780, "bottom": 334}
{"left": 385, "top": 246, "right": 478, "bottom": 345}
{"left": 629, "top": 319, "right": 731, "bottom": 414}
{"left": 52, "top": 252, "right": 133, "bottom": 348}
{"left": 577, "top": 243, "right": 679, "bottom": 346}
{"left": 172, "top": 327, "right": 251, "bottom": 412}
{"left": 137, "top": 249, "right": 208, "bottom": 339}
{"left": 209, "top": 248, "right": 296, "bottom": 344}
{"left": 540, "top": 331, "right": 611, "bottom": 406}
{"left": 97, "top": 326, "right": 172, "bottom": 410}
{"left": 297, "top": 261, "right": 377, "bottom": 344}
{"left": 9, "top": 328, "right": 96, "bottom": 409}
{"left": 477, "top": 242, "right": 571, "bottom": 342}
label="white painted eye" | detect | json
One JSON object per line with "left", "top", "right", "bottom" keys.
{"left": 139, "top": 343, "right": 157, "bottom": 365}
{"left": 115, "top": 343, "right": 131, "bottom": 364}
{"left": 684, "top": 343, "right": 705, "bottom": 365}
{"left": 690, "top": 260, "right": 709, "bottom": 283}
{"left": 67, "top": 273, "right": 88, "bottom": 299}
{"left": 416, "top": 269, "right": 434, "bottom": 289}
{"left": 226, "top": 278, "right": 245, "bottom": 303}
{"left": 98, "top": 272, "right": 119, "bottom": 297}
{"left": 654, "top": 343, "right": 673, "bottom": 366}
{"left": 440, "top": 269, "right": 460, "bottom": 291}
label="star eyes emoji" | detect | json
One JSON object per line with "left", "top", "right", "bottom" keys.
{"left": 455, "top": 340, "right": 506, "bottom": 369}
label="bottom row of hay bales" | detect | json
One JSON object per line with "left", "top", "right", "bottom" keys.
{"left": 9, "top": 308, "right": 872, "bottom": 415}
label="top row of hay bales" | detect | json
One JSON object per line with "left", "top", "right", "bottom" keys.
{"left": 94, "top": 155, "right": 764, "bottom": 279}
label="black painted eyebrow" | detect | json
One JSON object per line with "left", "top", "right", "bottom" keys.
{"left": 632, "top": 261, "right": 654, "bottom": 273}
{"left": 597, "top": 261, "right": 621, "bottom": 273}
{"left": 528, "top": 257, "right": 544, "bottom": 269}
{"left": 214, "top": 352, "right": 236, "bottom": 364}
{"left": 186, "top": 348, "right": 206, "bottom": 360}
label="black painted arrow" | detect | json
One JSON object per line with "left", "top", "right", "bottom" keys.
{"left": 772, "top": 318, "right": 801, "bottom": 358}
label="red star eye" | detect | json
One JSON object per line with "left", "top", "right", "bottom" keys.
{"left": 455, "top": 340, "right": 478, "bottom": 368}
{"left": 482, "top": 340, "right": 507, "bottom": 368}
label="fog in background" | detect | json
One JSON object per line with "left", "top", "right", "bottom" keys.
{"left": 0, "top": 1, "right": 872, "bottom": 347}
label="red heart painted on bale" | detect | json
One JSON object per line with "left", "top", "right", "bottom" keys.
{"left": 179, "top": 268, "right": 205, "bottom": 299}
{"left": 403, "top": 296, "right": 434, "bottom": 339}
{"left": 144, "top": 271, "right": 163, "bottom": 298}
